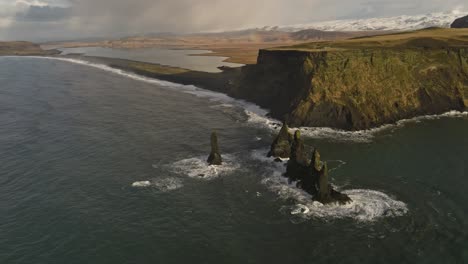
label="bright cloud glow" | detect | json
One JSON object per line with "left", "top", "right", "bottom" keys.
{"left": 0, "top": 0, "right": 466, "bottom": 41}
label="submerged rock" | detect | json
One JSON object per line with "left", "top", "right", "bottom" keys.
{"left": 267, "top": 121, "right": 293, "bottom": 158}
{"left": 207, "top": 131, "right": 222, "bottom": 165}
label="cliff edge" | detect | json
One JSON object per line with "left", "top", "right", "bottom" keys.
{"left": 0, "top": 41, "right": 59, "bottom": 56}
{"left": 232, "top": 28, "right": 468, "bottom": 130}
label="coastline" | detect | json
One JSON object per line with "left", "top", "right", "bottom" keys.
{"left": 1, "top": 53, "right": 467, "bottom": 134}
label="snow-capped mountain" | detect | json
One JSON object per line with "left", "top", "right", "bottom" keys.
{"left": 260, "top": 10, "right": 468, "bottom": 32}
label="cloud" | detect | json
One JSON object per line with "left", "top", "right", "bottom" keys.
{"left": 15, "top": 0, "right": 49, "bottom": 7}
{"left": 16, "top": 5, "right": 72, "bottom": 22}
{"left": 0, "top": 0, "right": 466, "bottom": 41}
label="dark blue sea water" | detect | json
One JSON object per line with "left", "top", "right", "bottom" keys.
{"left": 0, "top": 57, "right": 467, "bottom": 263}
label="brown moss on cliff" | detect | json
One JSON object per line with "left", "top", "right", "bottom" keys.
{"left": 235, "top": 45, "right": 468, "bottom": 130}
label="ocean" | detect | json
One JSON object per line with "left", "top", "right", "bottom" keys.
{"left": 0, "top": 56, "right": 467, "bottom": 263}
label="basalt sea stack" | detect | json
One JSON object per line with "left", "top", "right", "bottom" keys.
{"left": 285, "top": 131, "right": 352, "bottom": 205}
{"left": 207, "top": 131, "right": 222, "bottom": 165}
{"left": 285, "top": 131, "right": 309, "bottom": 181}
{"left": 267, "top": 121, "right": 293, "bottom": 159}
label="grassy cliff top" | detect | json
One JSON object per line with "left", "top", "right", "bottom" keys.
{"left": 0, "top": 41, "right": 58, "bottom": 56}
{"left": 270, "top": 28, "right": 468, "bottom": 52}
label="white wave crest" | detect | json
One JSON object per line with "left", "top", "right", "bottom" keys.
{"left": 132, "top": 181, "right": 152, "bottom": 187}
{"left": 246, "top": 110, "right": 468, "bottom": 143}
{"left": 152, "top": 177, "right": 184, "bottom": 192}
{"left": 171, "top": 154, "right": 240, "bottom": 180}
{"left": 131, "top": 177, "right": 183, "bottom": 191}
{"left": 13, "top": 56, "right": 273, "bottom": 122}
{"left": 10, "top": 56, "right": 468, "bottom": 143}
{"left": 277, "top": 187, "right": 408, "bottom": 223}
{"left": 252, "top": 149, "right": 408, "bottom": 222}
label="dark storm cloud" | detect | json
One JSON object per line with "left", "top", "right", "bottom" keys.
{"left": 66, "top": 0, "right": 468, "bottom": 33}
{"left": 16, "top": 5, "right": 72, "bottom": 22}
{"left": 1, "top": 0, "right": 467, "bottom": 41}
{"left": 67, "top": 0, "right": 321, "bottom": 33}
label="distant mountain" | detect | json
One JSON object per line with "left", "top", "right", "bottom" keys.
{"left": 451, "top": 15, "right": 468, "bottom": 28}
{"left": 257, "top": 11, "right": 468, "bottom": 32}
{"left": 289, "top": 29, "right": 354, "bottom": 41}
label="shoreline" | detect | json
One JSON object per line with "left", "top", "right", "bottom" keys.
{"left": 1, "top": 54, "right": 467, "bottom": 134}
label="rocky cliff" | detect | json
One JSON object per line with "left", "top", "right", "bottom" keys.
{"left": 232, "top": 29, "right": 468, "bottom": 130}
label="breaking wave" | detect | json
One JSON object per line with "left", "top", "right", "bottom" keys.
{"left": 246, "top": 110, "right": 468, "bottom": 143}
{"left": 170, "top": 154, "right": 241, "bottom": 180}
{"left": 251, "top": 149, "right": 408, "bottom": 222}
{"left": 131, "top": 177, "right": 183, "bottom": 192}
{"left": 132, "top": 181, "right": 151, "bottom": 188}
{"left": 12, "top": 56, "right": 468, "bottom": 143}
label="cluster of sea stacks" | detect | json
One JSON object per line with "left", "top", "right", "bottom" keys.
{"left": 268, "top": 122, "right": 352, "bottom": 204}
{"left": 207, "top": 123, "right": 352, "bottom": 205}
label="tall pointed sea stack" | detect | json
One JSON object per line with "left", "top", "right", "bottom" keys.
{"left": 207, "top": 131, "right": 222, "bottom": 165}
{"left": 300, "top": 148, "right": 322, "bottom": 195}
{"left": 286, "top": 130, "right": 309, "bottom": 181}
{"left": 317, "top": 162, "right": 332, "bottom": 203}
{"left": 268, "top": 121, "right": 293, "bottom": 158}
{"left": 311, "top": 148, "right": 322, "bottom": 173}
{"left": 283, "top": 136, "right": 352, "bottom": 205}
{"left": 316, "top": 158, "right": 352, "bottom": 205}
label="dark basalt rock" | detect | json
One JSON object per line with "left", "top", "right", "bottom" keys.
{"left": 267, "top": 121, "right": 293, "bottom": 158}
{"left": 298, "top": 149, "right": 321, "bottom": 195}
{"left": 284, "top": 138, "right": 352, "bottom": 204}
{"left": 315, "top": 155, "right": 351, "bottom": 205}
{"left": 207, "top": 131, "right": 222, "bottom": 165}
{"left": 311, "top": 148, "right": 322, "bottom": 173}
{"left": 285, "top": 131, "right": 309, "bottom": 181}
{"left": 317, "top": 162, "right": 331, "bottom": 203}
{"left": 451, "top": 15, "right": 468, "bottom": 28}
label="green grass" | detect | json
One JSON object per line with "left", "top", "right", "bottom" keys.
{"left": 127, "top": 61, "right": 189, "bottom": 75}
{"left": 270, "top": 28, "right": 468, "bottom": 52}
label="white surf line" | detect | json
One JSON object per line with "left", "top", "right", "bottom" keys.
{"left": 5, "top": 56, "right": 467, "bottom": 143}
{"left": 251, "top": 149, "right": 408, "bottom": 222}
{"left": 11, "top": 55, "right": 270, "bottom": 116}
{"left": 247, "top": 109, "right": 468, "bottom": 143}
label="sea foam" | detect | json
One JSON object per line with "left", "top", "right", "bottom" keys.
{"left": 170, "top": 154, "right": 240, "bottom": 180}
{"left": 251, "top": 149, "right": 408, "bottom": 222}
{"left": 131, "top": 177, "right": 183, "bottom": 191}
{"left": 245, "top": 110, "right": 468, "bottom": 143}
{"left": 12, "top": 56, "right": 468, "bottom": 143}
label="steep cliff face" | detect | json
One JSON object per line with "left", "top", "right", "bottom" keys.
{"left": 234, "top": 48, "right": 468, "bottom": 130}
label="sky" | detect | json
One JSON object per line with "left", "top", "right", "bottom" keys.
{"left": 0, "top": 0, "right": 466, "bottom": 41}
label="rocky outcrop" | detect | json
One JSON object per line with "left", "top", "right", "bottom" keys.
{"left": 232, "top": 43, "right": 467, "bottom": 130}
{"left": 207, "top": 131, "right": 222, "bottom": 165}
{"left": 285, "top": 131, "right": 309, "bottom": 181}
{"left": 267, "top": 121, "right": 293, "bottom": 158}
{"left": 451, "top": 15, "right": 468, "bottom": 28}
{"left": 284, "top": 130, "right": 351, "bottom": 204}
